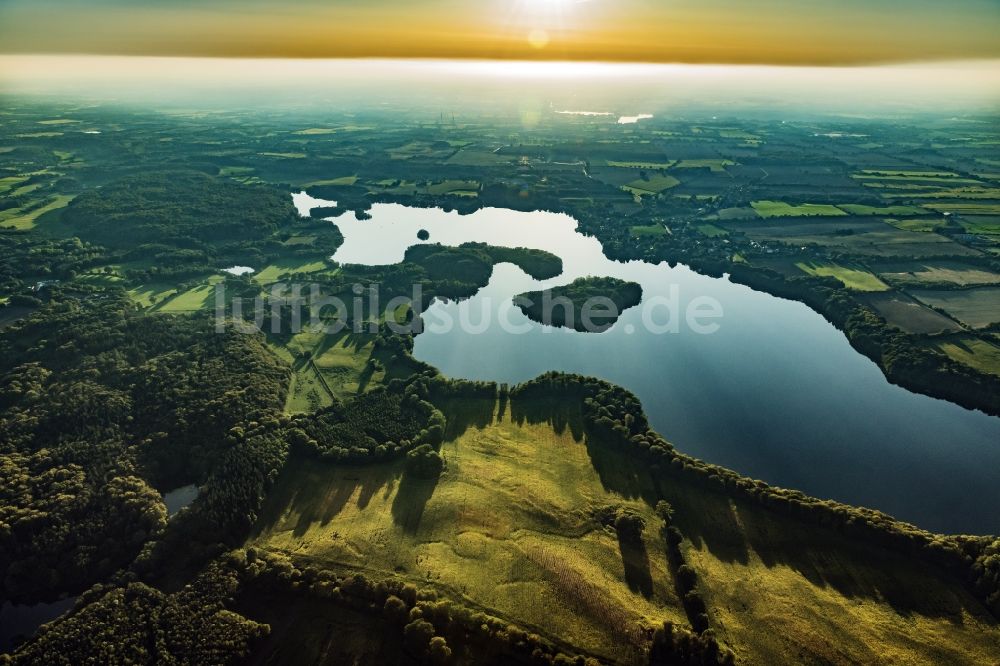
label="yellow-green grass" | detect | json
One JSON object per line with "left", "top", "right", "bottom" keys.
{"left": 911, "top": 287, "right": 1000, "bottom": 329}
{"left": 251, "top": 399, "right": 687, "bottom": 662}
{"left": 253, "top": 396, "right": 1000, "bottom": 664}
{"left": 258, "top": 152, "right": 307, "bottom": 159}
{"left": 884, "top": 218, "right": 946, "bottom": 232}
{"left": 254, "top": 259, "right": 331, "bottom": 284}
{"left": 934, "top": 337, "right": 1000, "bottom": 377}
{"left": 697, "top": 224, "right": 729, "bottom": 238}
{"left": 37, "top": 119, "right": 79, "bottom": 125}
{"left": 155, "top": 280, "right": 221, "bottom": 313}
{"left": 907, "top": 187, "right": 1000, "bottom": 200}
{"left": 606, "top": 161, "right": 675, "bottom": 169}
{"left": 127, "top": 283, "right": 179, "bottom": 308}
{"left": 302, "top": 176, "right": 358, "bottom": 187}
{"left": 9, "top": 182, "right": 43, "bottom": 197}
{"left": 924, "top": 202, "right": 1000, "bottom": 215}
{"left": 0, "top": 175, "right": 29, "bottom": 194}
{"left": 269, "top": 328, "right": 399, "bottom": 412}
{"left": 294, "top": 128, "right": 337, "bottom": 135}
{"left": 425, "top": 179, "right": 479, "bottom": 195}
{"left": 959, "top": 218, "right": 1000, "bottom": 234}
{"left": 686, "top": 504, "right": 1000, "bottom": 665}
{"left": 853, "top": 174, "right": 983, "bottom": 185}
{"left": 718, "top": 130, "right": 758, "bottom": 140}
{"left": 795, "top": 262, "right": 889, "bottom": 291}
{"left": 629, "top": 224, "right": 667, "bottom": 237}
{"left": 284, "top": 362, "right": 336, "bottom": 413}
{"left": 838, "top": 204, "right": 926, "bottom": 216}
{"left": 0, "top": 194, "right": 74, "bottom": 230}
{"left": 623, "top": 174, "right": 680, "bottom": 195}
{"left": 281, "top": 235, "right": 317, "bottom": 246}
{"left": 673, "top": 159, "right": 734, "bottom": 172}
{"left": 219, "top": 166, "right": 256, "bottom": 177}
{"left": 860, "top": 170, "right": 957, "bottom": 178}
{"left": 15, "top": 132, "right": 63, "bottom": 138}
{"left": 752, "top": 201, "right": 846, "bottom": 218}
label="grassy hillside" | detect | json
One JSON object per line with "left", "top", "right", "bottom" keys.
{"left": 249, "top": 395, "right": 1000, "bottom": 665}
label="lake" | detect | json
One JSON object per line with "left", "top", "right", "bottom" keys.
{"left": 0, "top": 598, "right": 76, "bottom": 652}
{"left": 295, "top": 193, "right": 1000, "bottom": 535}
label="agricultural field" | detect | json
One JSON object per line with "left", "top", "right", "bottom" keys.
{"left": 795, "top": 262, "right": 889, "bottom": 292}
{"left": 837, "top": 204, "right": 927, "bottom": 216}
{"left": 859, "top": 293, "right": 963, "bottom": 334}
{"left": 0, "top": 194, "right": 74, "bottom": 230}
{"left": 154, "top": 280, "right": 221, "bottom": 313}
{"left": 254, "top": 259, "right": 333, "bottom": 284}
{"left": 672, "top": 159, "right": 734, "bottom": 172}
{"left": 623, "top": 174, "right": 680, "bottom": 196}
{"left": 629, "top": 224, "right": 667, "bottom": 237}
{"left": 751, "top": 201, "right": 847, "bottom": 218}
{"left": 911, "top": 287, "right": 1000, "bottom": 329}
{"left": 929, "top": 337, "right": 1000, "bottom": 377}
{"left": 874, "top": 262, "right": 1000, "bottom": 287}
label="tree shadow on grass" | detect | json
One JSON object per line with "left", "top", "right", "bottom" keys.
{"left": 251, "top": 455, "right": 396, "bottom": 539}
{"left": 390, "top": 470, "right": 440, "bottom": 535}
{"left": 509, "top": 396, "right": 584, "bottom": 442}
{"left": 438, "top": 397, "right": 497, "bottom": 442}
{"left": 619, "top": 533, "right": 654, "bottom": 598}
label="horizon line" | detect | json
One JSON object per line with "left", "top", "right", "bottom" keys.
{"left": 4, "top": 53, "right": 1000, "bottom": 70}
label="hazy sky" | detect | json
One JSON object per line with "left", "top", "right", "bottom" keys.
{"left": 1, "top": 0, "right": 999, "bottom": 65}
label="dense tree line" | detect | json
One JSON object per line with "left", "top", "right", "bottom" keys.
{"left": 514, "top": 277, "right": 643, "bottom": 332}
{"left": 285, "top": 375, "right": 445, "bottom": 461}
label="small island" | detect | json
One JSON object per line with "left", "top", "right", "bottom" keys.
{"left": 417, "top": 229, "right": 430, "bottom": 241}
{"left": 513, "top": 276, "right": 642, "bottom": 332}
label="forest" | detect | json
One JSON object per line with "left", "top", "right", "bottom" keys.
{"left": 514, "top": 277, "right": 643, "bottom": 332}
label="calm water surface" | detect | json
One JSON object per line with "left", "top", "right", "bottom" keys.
{"left": 295, "top": 193, "right": 1000, "bottom": 535}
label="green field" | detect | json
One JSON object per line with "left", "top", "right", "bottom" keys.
{"left": 302, "top": 175, "right": 358, "bottom": 187}
{"left": 875, "top": 262, "right": 1000, "bottom": 287}
{"left": 795, "top": 262, "right": 889, "bottom": 291}
{"left": 0, "top": 194, "right": 74, "bottom": 230}
{"left": 673, "top": 159, "right": 734, "bottom": 172}
{"left": 924, "top": 203, "right": 1000, "bottom": 216}
{"left": 884, "top": 217, "right": 947, "bottom": 232}
{"left": 629, "top": 224, "right": 667, "bottom": 237}
{"left": 838, "top": 204, "right": 927, "bottom": 216}
{"left": 623, "top": 174, "right": 680, "bottom": 195}
{"left": 697, "top": 223, "right": 729, "bottom": 238}
{"left": 259, "top": 152, "right": 307, "bottom": 159}
{"left": 155, "top": 280, "right": 221, "bottom": 313}
{"left": 752, "top": 201, "right": 847, "bottom": 218}
{"left": 861, "top": 292, "right": 963, "bottom": 334}
{"left": 425, "top": 179, "right": 479, "bottom": 195}
{"left": 254, "top": 259, "right": 332, "bottom": 284}
{"left": 606, "top": 160, "right": 675, "bottom": 169}
{"left": 127, "top": 283, "right": 180, "bottom": 308}
{"left": 934, "top": 337, "right": 1000, "bottom": 377}
{"left": 911, "top": 287, "right": 1000, "bottom": 329}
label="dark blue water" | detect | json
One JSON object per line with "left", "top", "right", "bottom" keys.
{"left": 296, "top": 194, "right": 1000, "bottom": 535}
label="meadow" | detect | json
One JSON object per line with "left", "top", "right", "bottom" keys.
{"left": 249, "top": 396, "right": 1000, "bottom": 664}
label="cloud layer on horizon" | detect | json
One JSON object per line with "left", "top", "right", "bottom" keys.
{"left": 1, "top": 0, "right": 999, "bottom": 65}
